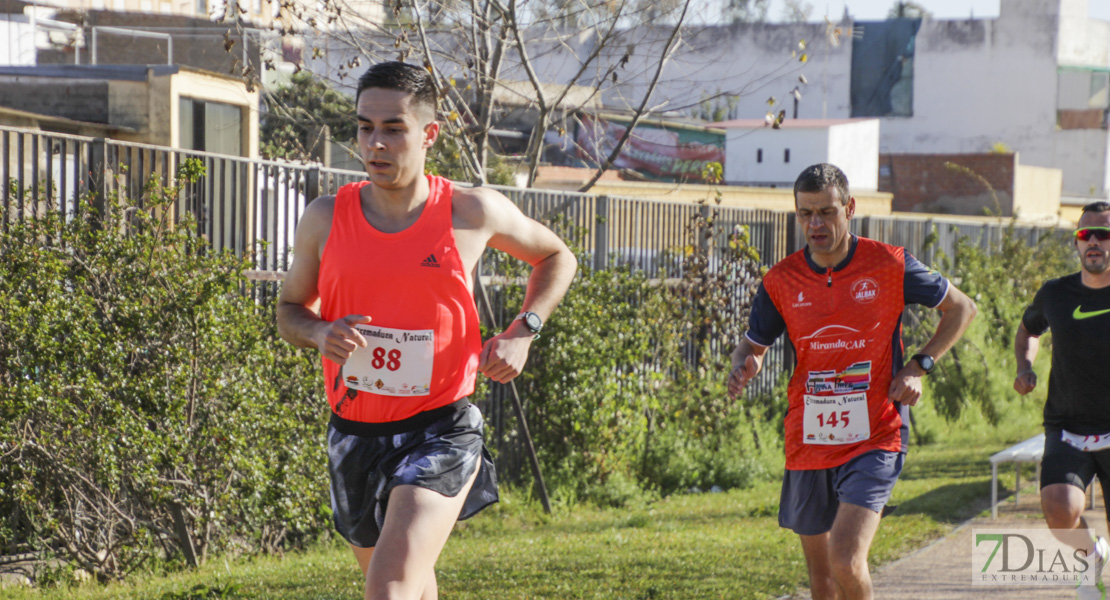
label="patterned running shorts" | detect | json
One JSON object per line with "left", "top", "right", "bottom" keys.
{"left": 327, "top": 399, "right": 500, "bottom": 548}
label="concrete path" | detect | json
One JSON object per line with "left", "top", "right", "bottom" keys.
{"left": 788, "top": 484, "right": 1107, "bottom": 599}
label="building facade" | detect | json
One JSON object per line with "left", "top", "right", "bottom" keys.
{"left": 712, "top": 118, "right": 879, "bottom": 190}
{"left": 0, "top": 64, "right": 260, "bottom": 157}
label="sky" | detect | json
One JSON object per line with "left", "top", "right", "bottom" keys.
{"left": 761, "top": 0, "right": 1110, "bottom": 22}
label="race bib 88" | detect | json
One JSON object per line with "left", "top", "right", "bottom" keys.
{"left": 343, "top": 325, "right": 434, "bottom": 396}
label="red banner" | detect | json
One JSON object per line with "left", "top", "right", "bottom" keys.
{"left": 575, "top": 115, "right": 724, "bottom": 182}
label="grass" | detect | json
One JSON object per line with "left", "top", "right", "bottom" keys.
{"left": 4, "top": 408, "right": 1047, "bottom": 600}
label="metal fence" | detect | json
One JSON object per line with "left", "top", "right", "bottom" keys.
{"left": 852, "top": 213, "right": 1065, "bottom": 267}
{"left": 1, "top": 124, "right": 1071, "bottom": 481}
{"left": 0, "top": 127, "right": 370, "bottom": 270}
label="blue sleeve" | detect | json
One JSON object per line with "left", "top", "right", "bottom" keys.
{"left": 746, "top": 283, "right": 786, "bottom": 346}
{"left": 903, "top": 252, "right": 949, "bottom": 308}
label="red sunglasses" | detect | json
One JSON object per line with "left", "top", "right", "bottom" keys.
{"left": 1075, "top": 227, "right": 1110, "bottom": 242}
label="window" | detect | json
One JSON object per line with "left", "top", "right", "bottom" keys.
{"left": 851, "top": 20, "right": 920, "bottom": 118}
{"left": 757, "top": 148, "right": 763, "bottom": 163}
{"left": 1057, "top": 68, "right": 1110, "bottom": 130}
{"left": 179, "top": 97, "right": 242, "bottom": 156}
{"left": 784, "top": 149, "right": 790, "bottom": 163}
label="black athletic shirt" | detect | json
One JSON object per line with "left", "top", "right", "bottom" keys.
{"left": 1022, "top": 272, "right": 1110, "bottom": 434}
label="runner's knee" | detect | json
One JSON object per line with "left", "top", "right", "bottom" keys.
{"left": 1041, "top": 484, "right": 1085, "bottom": 528}
{"left": 827, "top": 546, "right": 866, "bottom": 579}
{"left": 1042, "top": 497, "right": 1083, "bottom": 528}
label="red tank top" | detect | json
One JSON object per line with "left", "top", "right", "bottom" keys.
{"left": 317, "top": 176, "right": 482, "bottom": 423}
{"left": 763, "top": 238, "right": 906, "bottom": 470}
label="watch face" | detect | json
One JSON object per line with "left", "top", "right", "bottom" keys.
{"left": 524, "top": 313, "right": 543, "bottom": 332}
{"left": 916, "top": 355, "right": 935, "bottom": 373}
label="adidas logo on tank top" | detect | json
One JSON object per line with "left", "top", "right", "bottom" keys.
{"left": 420, "top": 254, "right": 440, "bottom": 268}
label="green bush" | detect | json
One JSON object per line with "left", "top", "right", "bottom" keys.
{"left": 640, "top": 399, "right": 776, "bottom": 495}
{"left": 497, "top": 198, "right": 779, "bottom": 503}
{"left": 500, "top": 262, "right": 672, "bottom": 498}
{"left": 0, "top": 164, "right": 330, "bottom": 582}
{"left": 910, "top": 223, "right": 1075, "bottom": 426}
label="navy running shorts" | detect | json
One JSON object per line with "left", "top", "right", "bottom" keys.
{"left": 778, "top": 449, "right": 904, "bottom": 536}
{"left": 327, "top": 399, "right": 499, "bottom": 548}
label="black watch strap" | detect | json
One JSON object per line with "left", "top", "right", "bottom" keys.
{"left": 911, "top": 353, "right": 935, "bottom": 375}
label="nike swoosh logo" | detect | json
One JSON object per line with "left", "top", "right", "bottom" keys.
{"left": 1073, "top": 306, "right": 1110, "bottom": 320}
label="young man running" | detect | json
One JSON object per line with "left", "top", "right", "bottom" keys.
{"left": 727, "top": 163, "right": 977, "bottom": 600}
{"left": 1014, "top": 201, "right": 1110, "bottom": 599}
{"left": 276, "top": 61, "right": 576, "bottom": 599}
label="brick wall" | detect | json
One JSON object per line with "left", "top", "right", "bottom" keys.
{"left": 878, "top": 153, "right": 1017, "bottom": 216}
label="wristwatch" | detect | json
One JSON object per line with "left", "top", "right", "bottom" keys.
{"left": 911, "top": 353, "right": 935, "bottom": 375}
{"left": 517, "top": 312, "right": 543, "bottom": 335}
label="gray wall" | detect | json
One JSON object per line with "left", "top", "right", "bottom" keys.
{"left": 0, "top": 81, "right": 110, "bottom": 124}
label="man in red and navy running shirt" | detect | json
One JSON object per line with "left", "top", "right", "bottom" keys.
{"left": 727, "top": 164, "right": 977, "bottom": 600}
{"left": 278, "top": 62, "right": 576, "bottom": 599}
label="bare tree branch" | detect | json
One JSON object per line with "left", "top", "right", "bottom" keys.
{"left": 578, "top": 3, "right": 690, "bottom": 192}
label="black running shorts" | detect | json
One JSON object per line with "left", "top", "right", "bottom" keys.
{"left": 327, "top": 399, "right": 499, "bottom": 548}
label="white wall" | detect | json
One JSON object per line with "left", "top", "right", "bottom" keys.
{"left": 827, "top": 120, "right": 879, "bottom": 190}
{"left": 1105, "top": 131, "right": 1110, "bottom": 197}
{"left": 723, "top": 120, "right": 878, "bottom": 188}
{"left": 1, "top": 18, "right": 36, "bottom": 66}
{"left": 724, "top": 126, "right": 830, "bottom": 185}
{"left": 876, "top": 3, "right": 1110, "bottom": 198}
{"left": 1058, "top": 1, "right": 1110, "bottom": 67}
{"left": 306, "top": 20, "right": 856, "bottom": 128}
{"left": 1052, "top": 129, "right": 1109, "bottom": 197}
{"left": 879, "top": 15, "right": 1057, "bottom": 154}
{"left": 594, "top": 22, "right": 854, "bottom": 122}
{"left": 1054, "top": 129, "right": 1110, "bottom": 200}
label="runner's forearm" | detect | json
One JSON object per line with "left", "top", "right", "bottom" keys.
{"left": 731, "top": 336, "right": 768, "bottom": 369}
{"left": 277, "top": 301, "right": 327, "bottom": 350}
{"left": 917, "top": 288, "right": 977, "bottom": 361}
{"left": 1014, "top": 323, "right": 1039, "bottom": 373}
{"left": 515, "top": 248, "right": 577, "bottom": 322}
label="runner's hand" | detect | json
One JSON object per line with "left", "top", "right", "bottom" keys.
{"left": 479, "top": 323, "right": 534, "bottom": 384}
{"left": 888, "top": 366, "right": 923, "bottom": 406}
{"left": 315, "top": 315, "right": 371, "bottom": 365}
{"left": 1013, "top": 369, "right": 1037, "bottom": 395}
{"left": 728, "top": 354, "right": 761, "bottom": 399}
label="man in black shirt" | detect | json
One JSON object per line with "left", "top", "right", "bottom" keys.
{"left": 1015, "top": 201, "right": 1110, "bottom": 598}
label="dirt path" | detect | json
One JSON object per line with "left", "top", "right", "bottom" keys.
{"left": 787, "top": 484, "right": 1107, "bottom": 599}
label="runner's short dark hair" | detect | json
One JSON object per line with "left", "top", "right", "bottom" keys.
{"left": 1081, "top": 201, "right": 1110, "bottom": 214}
{"left": 794, "top": 163, "right": 850, "bottom": 205}
{"left": 356, "top": 61, "right": 437, "bottom": 117}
